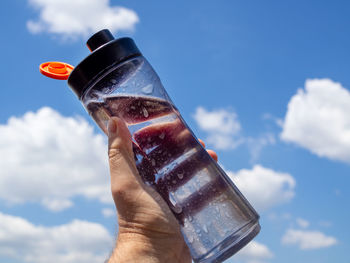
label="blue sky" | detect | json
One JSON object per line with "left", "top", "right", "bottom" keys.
{"left": 0, "top": 1, "right": 349, "bottom": 262}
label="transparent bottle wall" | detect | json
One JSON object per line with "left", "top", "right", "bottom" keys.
{"left": 82, "top": 56, "right": 260, "bottom": 262}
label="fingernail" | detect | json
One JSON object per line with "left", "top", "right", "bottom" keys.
{"left": 108, "top": 118, "right": 117, "bottom": 135}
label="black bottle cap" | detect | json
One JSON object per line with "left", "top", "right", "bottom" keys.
{"left": 86, "top": 29, "right": 114, "bottom": 52}
{"left": 68, "top": 29, "right": 142, "bottom": 98}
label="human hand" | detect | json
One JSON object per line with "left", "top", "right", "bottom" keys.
{"left": 106, "top": 117, "right": 217, "bottom": 263}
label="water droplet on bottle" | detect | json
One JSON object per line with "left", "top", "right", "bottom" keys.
{"left": 142, "top": 107, "right": 149, "bottom": 118}
{"left": 110, "top": 79, "right": 117, "bottom": 84}
{"left": 158, "top": 132, "right": 165, "bottom": 139}
{"left": 172, "top": 180, "right": 177, "bottom": 184}
{"left": 177, "top": 173, "right": 184, "bottom": 179}
{"left": 151, "top": 159, "right": 156, "bottom": 166}
{"left": 196, "top": 229, "right": 201, "bottom": 234}
{"left": 203, "top": 225, "right": 208, "bottom": 233}
{"left": 220, "top": 230, "right": 226, "bottom": 237}
{"left": 141, "top": 84, "right": 153, "bottom": 94}
{"left": 188, "top": 235, "right": 194, "bottom": 243}
{"left": 130, "top": 105, "right": 136, "bottom": 110}
{"left": 173, "top": 204, "right": 182, "bottom": 214}
{"left": 188, "top": 215, "right": 193, "bottom": 222}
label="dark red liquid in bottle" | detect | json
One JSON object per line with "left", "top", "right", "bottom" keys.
{"left": 87, "top": 95, "right": 228, "bottom": 222}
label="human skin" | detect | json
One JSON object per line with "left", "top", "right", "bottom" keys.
{"left": 106, "top": 117, "right": 217, "bottom": 263}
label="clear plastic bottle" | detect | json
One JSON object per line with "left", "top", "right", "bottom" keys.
{"left": 68, "top": 29, "right": 260, "bottom": 263}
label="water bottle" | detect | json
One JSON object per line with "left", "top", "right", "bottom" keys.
{"left": 43, "top": 29, "right": 260, "bottom": 263}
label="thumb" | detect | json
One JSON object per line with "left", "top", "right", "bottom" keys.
{"left": 107, "top": 117, "right": 144, "bottom": 207}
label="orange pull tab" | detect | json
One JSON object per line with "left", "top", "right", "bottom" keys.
{"left": 39, "top": 62, "right": 74, "bottom": 80}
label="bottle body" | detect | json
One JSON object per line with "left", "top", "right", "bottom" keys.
{"left": 82, "top": 56, "right": 260, "bottom": 262}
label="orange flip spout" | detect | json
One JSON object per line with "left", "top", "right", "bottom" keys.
{"left": 39, "top": 61, "right": 74, "bottom": 80}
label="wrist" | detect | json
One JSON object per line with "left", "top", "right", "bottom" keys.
{"left": 109, "top": 236, "right": 158, "bottom": 263}
{"left": 108, "top": 231, "right": 187, "bottom": 263}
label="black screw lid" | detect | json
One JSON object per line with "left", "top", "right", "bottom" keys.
{"left": 86, "top": 29, "right": 115, "bottom": 52}
{"left": 68, "top": 29, "right": 142, "bottom": 98}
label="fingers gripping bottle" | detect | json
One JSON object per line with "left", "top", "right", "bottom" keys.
{"left": 42, "top": 29, "right": 260, "bottom": 263}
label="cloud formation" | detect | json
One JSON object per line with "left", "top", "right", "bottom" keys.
{"left": 192, "top": 107, "right": 275, "bottom": 161}
{"left": 27, "top": 0, "right": 139, "bottom": 38}
{"left": 0, "top": 212, "right": 113, "bottom": 263}
{"left": 236, "top": 241, "right": 273, "bottom": 263}
{"left": 227, "top": 165, "right": 296, "bottom": 212}
{"left": 282, "top": 229, "right": 337, "bottom": 250}
{"left": 102, "top": 208, "right": 115, "bottom": 218}
{"left": 246, "top": 133, "right": 276, "bottom": 163}
{"left": 0, "top": 107, "right": 111, "bottom": 211}
{"left": 281, "top": 78, "right": 350, "bottom": 164}
{"left": 192, "top": 107, "right": 243, "bottom": 150}
{"left": 296, "top": 218, "right": 310, "bottom": 228}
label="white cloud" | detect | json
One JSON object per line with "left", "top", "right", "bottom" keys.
{"left": 296, "top": 218, "right": 310, "bottom": 228}
{"left": 193, "top": 107, "right": 275, "bottom": 159}
{"left": 262, "top": 113, "right": 283, "bottom": 128}
{"left": 246, "top": 133, "right": 276, "bottom": 163}
{"left": 236, "top": 241, "right": 273, "bottom": 263}
{"left": 0, "top": 107, "right": 112, "bottom": 211}
{"left": 267, "top": 212, "right": 291, "bottom": 221}
{"left": 27, "top": 0, "right": 139, "bottom": 38}
{"left": 282, "top": 229, "right": 337, "bottom": 250}
{"left": 0, "top": 212, "right": 113, "bottom": 263}
{"left": 318, "top": 221, "right": 332, "bottom": 228}
{"left": 227, "top": 165, "right": 296, "bottom": 212}
{"left": 41, "top": 198, "right": 74, "bottom": 212}
{"left": 192, "top": 107, "right": 243, "bottom": 150}
{"left": 281, "top": 78, "right": 350, "bottom": 164}
{"left": 102, "top": 208, "right": 115, "bottom": 218}
{"left": 193, "top": 107, "right": 241, "bottom": 134}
